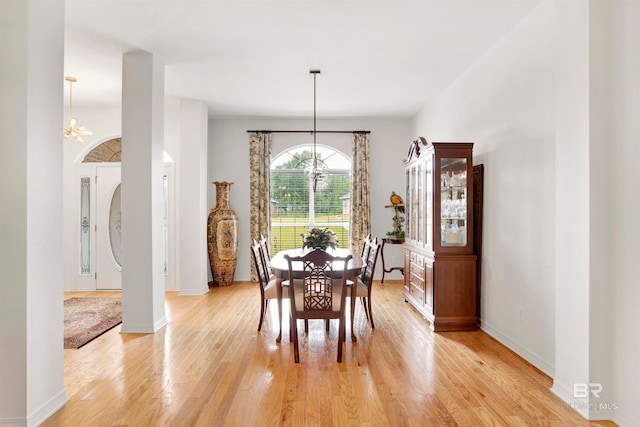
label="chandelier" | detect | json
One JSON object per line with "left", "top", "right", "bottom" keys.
{"left": 63, "top": 76, "right": 92, "bottom": 142}
{"left": 307, "top": 69, "right": 328, "bottom": 192}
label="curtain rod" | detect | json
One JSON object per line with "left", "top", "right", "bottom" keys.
{"left": 246, "top": 130, "right": 370, "bottom": 134}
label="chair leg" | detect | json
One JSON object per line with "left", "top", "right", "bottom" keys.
{"left": 367, "top": 296, "right": 375, "bottom": 329}
{"left": 350, "top": 295, "right": 356, "bottom": 339}
{"left": 325, "top": 319, "right": 330, "bottom": 331}
{"left": 337, "top": 317, "right": 345, "bottom": 362}
{"left": 360, "top": 297, "right": 370, "bottom": 321}
{"left": 277, "top": 293, "right": 284, "bottom": 343}
{"left": 257, "top": 298, "right": 266, "bottom": 331}
{"left": 292, "top": 314, "right": 300, "bottom": 363}
{"left": 304, "top": 319, "right": 309, "bottom": 333}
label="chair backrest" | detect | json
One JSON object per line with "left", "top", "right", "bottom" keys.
{"left": 360, "top": 234, "right": 372, "bottom": 260}
{"left": 360, "top": 238, "right": 380, "bottom": 287}
{"left": 258, "top": 234, "right": 271, "bottom": 275}
{"left": 285, "top": 249, "right": 353, "bottom": 316}
{"left": 250, "top": 239, "right": 270, "bottom": 291}
{"left": 259, "top": 234, "right": 271, "bottom": 261}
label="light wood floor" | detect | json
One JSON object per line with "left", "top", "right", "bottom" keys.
{"left": 46, "top": 281, "right": 615, "bottom": 426}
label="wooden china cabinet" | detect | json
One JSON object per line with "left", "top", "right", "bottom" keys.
{"left": 403, "top": 137, "right": 477, "bottom": 331}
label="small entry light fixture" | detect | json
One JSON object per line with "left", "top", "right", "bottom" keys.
{"left": 63, "top": 76, "right": 92, "bottom": 142}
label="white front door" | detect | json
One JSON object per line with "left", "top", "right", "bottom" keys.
{"left": 96, "top": 166, "right": 122, "bottom": 290}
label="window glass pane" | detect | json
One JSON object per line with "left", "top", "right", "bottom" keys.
{"left": 80, "top": 177, "right": 91, "bottom": 275}
{"left": 270, "top": 145, "right": 351, "bottom": 253}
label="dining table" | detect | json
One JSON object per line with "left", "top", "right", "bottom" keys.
{"left": 269, "top": 247, "right": 365, "bottom": 344}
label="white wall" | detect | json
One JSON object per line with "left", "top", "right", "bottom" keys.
{"left": 552, "top": 0, "right": 592, "bottom": 416}
{"left": 209, "top": 117, "right": 412, "bottom": 281}
{"left": 413, "top": 3, "right": 556, "bottom": 374}
{"left": 412, "top": 2, "right": 639, "bottom": 425}
{"left": 0, "top": 1, "right": 68, "bottom": 424}
{"left": 608, "top": 2, "right": 640, "bottom": 425}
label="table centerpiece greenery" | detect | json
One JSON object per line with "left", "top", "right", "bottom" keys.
{"left": 301, "top": 227, "right": 338, "bottom": 251}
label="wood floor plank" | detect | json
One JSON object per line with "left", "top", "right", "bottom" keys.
{"left": 44, "top": 282, "right": 617, "bottom": 427}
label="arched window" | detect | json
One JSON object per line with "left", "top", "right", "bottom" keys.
{"left": 270, "top": 144, "right": 351, "bottom": 252}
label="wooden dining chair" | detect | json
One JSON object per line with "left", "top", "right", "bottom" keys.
{"left": 352, "top": 237, "right": 381, "bottom": 328}
{"left": 284, "top": 249, "right": 353, "bottom": 363}
{"left": 258, "top": 234, "right": 274, "bottom": 279}
{"left": 360, "top": 234, "right": 372, "bottom": 260}
{"left": 251, "top": 239, "right": 285, "bottom": 331}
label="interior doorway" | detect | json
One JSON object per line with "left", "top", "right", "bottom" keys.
{"left": 74, "top": 137, "right": 176, "bottom": 291}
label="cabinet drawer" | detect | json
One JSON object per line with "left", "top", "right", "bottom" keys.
{"left": 410, "top": 262, "right": 424, "bottom": 278}
{"left": 410, "top": 268, "right": 424, "bottom": 292}
{"left": 410, "top": 275, "right": 424, "bottom": 291}
{"left": 415, "top": 253, "right": 424, "bottom": 268}
{"left": 409, "top": 251, "right": 424, "bottom": 267}
{"left": 410, "top": 273, "right": 425, "bottom": 301}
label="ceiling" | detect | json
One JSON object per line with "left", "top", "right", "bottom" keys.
{"left": 64, "top": 0, "right": 539, "bottom": 119}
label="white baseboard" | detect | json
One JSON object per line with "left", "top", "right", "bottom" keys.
{"left": 480, "top": 319, "right": 555, "bottom": 377}
{"left": 0, "top": 417, "right": 25, "bottom": 426}
{"left": 120, "top": 316, "right": 167, "bottom": 334}
{"left": 550, "top": 381, "right": 589, "bottom": 419}
{"left": 178, "top": 288, "right": 209, "bottom": 296}
{"left": 27, "top": 389, "right": 68, "bottom": 427}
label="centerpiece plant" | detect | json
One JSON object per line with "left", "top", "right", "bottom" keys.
{"left": 301, "top": 227, "right": 338, "bottom": 251}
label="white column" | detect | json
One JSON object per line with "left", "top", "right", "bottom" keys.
{"left": 587, "top": 0, "right": 613, "bottom": 419}
{"left": 121, "top": 50, "right": 167, "bottom": 333}
{"left": 0, "top": 1, "right": 68, "bottom": 424}
{"left": 553, "top": 0, "right": 615, "bottom": 420}
{"left": 552, "top": 0, "right": 591, "bottom": 415}
{"left": 178, "top": 100, "right": 209, "bottom": 295}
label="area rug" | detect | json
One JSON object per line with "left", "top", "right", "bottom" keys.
{"left": 64, "top": 297, "right": 122, "bottom": 349}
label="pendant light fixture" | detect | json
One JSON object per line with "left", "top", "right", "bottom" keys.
{"left": 308, "top": 69, "right": 327, "bottom": 192}
{"left": 63, "top": 76, "right": 92, "bottom": 142}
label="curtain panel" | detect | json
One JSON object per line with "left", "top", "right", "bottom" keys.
{"left": 349, "top": 133, "right": 371, "bottom": 253}
{"left": 249, "top": 132, "right": 272, "bottom": 281}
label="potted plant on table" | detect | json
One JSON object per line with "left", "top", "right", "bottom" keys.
{"left": 301, "top": 227, "right": 338, "bottom": 251}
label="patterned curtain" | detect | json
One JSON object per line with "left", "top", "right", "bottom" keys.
{"left": 249, "top": 132, "right": 272, "bottom": 281}
{"left": 349, "top": 132, "right": 371, "bottom": 253}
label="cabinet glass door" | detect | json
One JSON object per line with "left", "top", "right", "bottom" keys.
{"left": 425, "top": 158, "right": 433, "bottom": 249}
{"left": 411, "top": 165, "right": 419, "bottom": 243}
{"left": 440, "top": 158, "right": 467, "bottom": 247}
{"left": 405, "top": 168, "right": 411, "bottom": 241}
{"left": 416, "top": 161, "right": 423, "bottom": 246}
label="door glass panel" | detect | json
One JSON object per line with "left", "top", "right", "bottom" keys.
{"left": 108, "top": 183, "right": 122, "bottom": 268}
{"left": 440, "top": 158, "right": 467, "bottom": 247}
{"left": 163, "top": 175, "right": 169, "bottom": 275}
{"left": 80, "top": 177, "right": 91, "bottom": 275}
{"left": 417, "top": 162, "right": 423, "bottom": 245}
{"left": 425, "top": 158, "right": 433, "bottom": 249}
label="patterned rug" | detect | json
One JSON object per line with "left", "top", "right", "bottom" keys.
{"left": 64, "top": 297, "right": 122, "bottom": 349}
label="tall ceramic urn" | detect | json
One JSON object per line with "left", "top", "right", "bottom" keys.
{"left": 207, "top": 181, "right": 239, "bottom": 286}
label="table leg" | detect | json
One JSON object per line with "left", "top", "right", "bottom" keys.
{"left": 276, "top": 277, "right": 283, "bottom": 343}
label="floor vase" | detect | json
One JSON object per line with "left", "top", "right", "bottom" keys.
{"left": 207, "top": 181, "right": 239, "bottom": 286}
